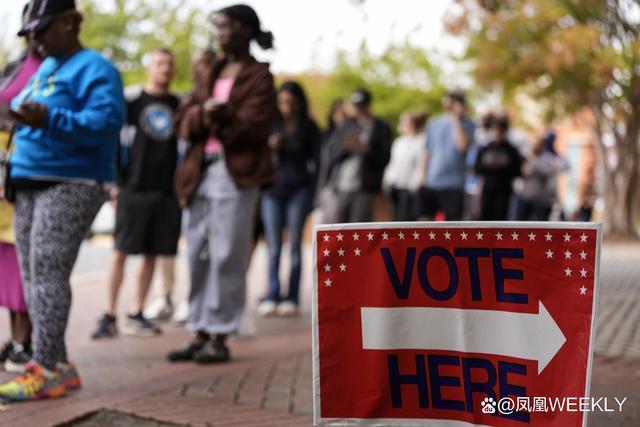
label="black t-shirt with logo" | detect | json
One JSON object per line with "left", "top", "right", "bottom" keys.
{"left": 475, "top": 140, "right": 522, "bottom": 193}
{"left": 118, "top": 89, "right": 180, "bottom": 193}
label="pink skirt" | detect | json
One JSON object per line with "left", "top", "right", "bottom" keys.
{"left": 0, "top": 242, "right": 27, "bottom": 312}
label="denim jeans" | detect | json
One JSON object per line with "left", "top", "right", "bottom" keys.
{"left": 261, "top": 187, "right": 312, "bottom": 305}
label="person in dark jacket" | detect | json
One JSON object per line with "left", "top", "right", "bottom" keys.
{"left": 0, "top": 2, "right": 44, "bottom": 375}
{"left": 474, "top": 115, "right": 522, "bottom": 220}
{"left": 257, "top": 81, "right": 320, "bottom": 317}
{"left": 168, "top": 4, "right": 277, "bottom": 364}
{"left": 315, "top": 99, "right": 345, "bottom": 224}
{"left": 258, "top": 81, "right": 320, "bottom": 316}
{"left": 325, "top": 88, "right": 392, "bottom": 223}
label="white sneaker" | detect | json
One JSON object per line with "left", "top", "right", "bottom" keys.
{"left": 171, "top": 300, "right": 190, "bottom": 324}
{"left": 144, "top": 297, "right": 173, "bottom": 321}
{"left": 276, "top": 301, "right": 299, "bottom": 317}
{"left": 257, "top": 300, "right": 277, "bottom": 317}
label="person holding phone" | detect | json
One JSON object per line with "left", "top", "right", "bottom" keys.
{"left": 0, "top": 0, "right": 125, "bottom": 401}
{"left": 417, "top": 90, "right": 476, "bottom": 221}
{"left": 324, "top": 88, "right": 392, "bottom": 223}
{"left": 169, "top": 4, "right": 276, "bottom": 364}
{"left": 257, "top": 81, "right": 320, "bottom": 317}
{"left": 0, "top": 2, "right": 44, "bottom": 375}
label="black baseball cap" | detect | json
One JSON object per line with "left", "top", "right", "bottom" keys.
{"left": 446, "top": 89, "right": 466, "bottom": 105}
{"left": 350, "top": 88, "right": 372, "bottom": 106}
{"left": 17, "top": 0, "right": 76, "bottom": 36}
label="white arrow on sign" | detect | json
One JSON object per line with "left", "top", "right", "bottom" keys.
{"left": 361, "top": 302, "right": 565, "bottom": 374}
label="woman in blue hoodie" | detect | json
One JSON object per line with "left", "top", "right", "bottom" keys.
{"left": 0, "top": 0, "right": 125, "bottom": 401}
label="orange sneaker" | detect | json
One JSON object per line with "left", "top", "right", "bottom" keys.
{"left": 0, "top": 361, "right": 66, "bottom": 401}
{"left": 58, "top": 362, "right": 82, "bottom": 391}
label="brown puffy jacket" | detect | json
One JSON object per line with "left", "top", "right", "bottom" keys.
{"left": 174, "top": 57, "right": 276, "bottom": 205}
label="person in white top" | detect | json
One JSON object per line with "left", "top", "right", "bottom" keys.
{"left": 383, "top": 110, "right": 428, "bottom": 221}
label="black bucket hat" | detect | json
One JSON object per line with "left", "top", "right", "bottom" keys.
{"left": 17, "top": 0, "right": 76, "bottom": 36}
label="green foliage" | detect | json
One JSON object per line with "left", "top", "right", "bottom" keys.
{"left": 79, "top": 0, "right": 207, "bottom": 92}
{"left": 298, "top": 41, "right": 446, "bottom": 132}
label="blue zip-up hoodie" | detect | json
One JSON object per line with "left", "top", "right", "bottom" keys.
{"left": 11, "top": 49, "right": 125, "bottom": 182}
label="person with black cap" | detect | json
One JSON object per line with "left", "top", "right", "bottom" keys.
{"left": 0, "top": 0, "right": 125, "bottom": 400}
{"left": 324, "top": 88, "right": 392, "bottom": 223}
{"left": 169, "top": 4, "right": 276, "bottom": 364}
{"left": 417, "top": 90, "right": 476, "bottom": 221}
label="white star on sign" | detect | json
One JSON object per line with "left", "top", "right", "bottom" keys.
{"left": 564, "top": 250, "right": 572, "bottom": 259}
{"left": 460, "top": 232, "right": 468, "bottom": 240}
{"left": 580, "top": 268, "right": 587, "bottom": 278}
{"left": 428, "top": 231, "right": 436, "bottom": 240}
{"left": 354, "top": 248, "right": 361, "bottom": 256}
{"left": 324, "top": 264, "right": 331, "bottom": 272}
{"left": 546, "top": 249, "right": 554, "bottom": 259}
{"left": 563, "top": 233, "right": 571, "bottom": 242}
{"left": 413, "top": 231, "right": 420, "bottom": 240}
{"left": 496, "top": 232, "right": 503, "bottom": 240}
{"left": 382, "top": 232, "right": 389, "bottom": 240}
{"left": 476, "top": 232, "right": 484, "bottom": 240}
{"left": 579, "top": 286, "right": 587, "bottom": 295}
{"left": 565, "top": 268, "right": 572, "bottom": 277}
{"left": 339, "top": 263, "right": 347, "bottom": 272}
{"left": 367, "top": 232, "right": 374, "bottom": 241}
{"left": 398, "top": 231, "right": 405, "bottom": 240}
{"left": 511, "top": 232, "right": 519, "bottom": 241}
{"left": 353, "top": 232, "right": 360, "bottom": 241}
{"left": 545, "top": 232, "right": 553, "bottom": 242}
{"left": 528, "top": 232, "right": 536, "bottom": 241}
{"left": 338, "top": 248, "right": 345, "bottom": 257}
{"left": 323, "top": 234, "right": 330, "bottom": 242}
{"left": 324, "top": 279, "right": 332, "bottom": 287}
{"left": 580, "top": 251, "right": 587, "bottom": 260}
{"left": 580, "top": 233, "right": 588, "bottom": 243}
{"left": 337, "top": 233, "right": 344, "bottom": 242}
{"left": 444, "top": 232, "right": 452, "bottom": 240}
{"left": 323, "top": 249, "right": 330, "bottom": 257}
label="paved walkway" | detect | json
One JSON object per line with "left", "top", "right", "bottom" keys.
{"left": 0, "top": 241, "right": 637, "bottom": 426}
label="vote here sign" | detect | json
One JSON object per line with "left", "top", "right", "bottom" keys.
{"left": 312, "top": 223, "right": 602, "bottom": 427}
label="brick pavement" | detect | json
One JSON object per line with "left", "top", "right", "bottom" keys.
{"left": 0, "top": 241, "right": 637, "bottom": 426}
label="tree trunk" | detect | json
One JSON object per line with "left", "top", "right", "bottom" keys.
{"left": 601, "top": 171, "right": 638, "bottom": 238}
{"left": 593, "top": 108, "right": 639, "bottom": 239}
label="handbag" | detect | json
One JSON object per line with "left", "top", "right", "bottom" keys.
{"left": 0, "top": 127, "right": 16, "bottom": 203}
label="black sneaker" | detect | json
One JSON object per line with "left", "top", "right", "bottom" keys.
{"left": 4, "top": 343, "right": 30, "bottom": 374}
{"left": 194, "top": 340, "right": 230, "bottom": 364}
{"left": 124, "top": 312, "right": 162, "bottom": 337}
{"left": 91, "top": 314, "right": 118, "bottom": 340}
{"left": 167, "top": 341, "right": 205, "bottom": 362}
{"left": 0, "top": 341, "right": 13, "bottom": 363}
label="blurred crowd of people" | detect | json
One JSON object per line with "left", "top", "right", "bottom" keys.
{"left": 0, "top": 0, "right": 593, "bottom": 404}
{"left": 309, "top": 89, "right": 575, "bottom": 227}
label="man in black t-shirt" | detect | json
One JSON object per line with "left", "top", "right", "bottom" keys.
{"left": 474, "top": 115, "right": 523, "bottom": 220}
{"left": 92, "top": 48, "right": 181, "bottom": 339}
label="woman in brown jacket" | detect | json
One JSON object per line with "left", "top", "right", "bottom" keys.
{"left": 168, "top": 4, "right": 276, "bottom": 364}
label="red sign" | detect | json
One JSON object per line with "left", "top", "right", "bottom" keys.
{"left": 312, "top": 223, "right": 601, "bottom": 427}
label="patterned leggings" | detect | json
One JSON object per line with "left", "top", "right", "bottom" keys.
{"left": 14, "top": 183, "right": 105, "bottom": 370}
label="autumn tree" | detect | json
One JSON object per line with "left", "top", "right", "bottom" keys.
{"left": 449, "top": 0, "right": 640, "bottom": 237}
